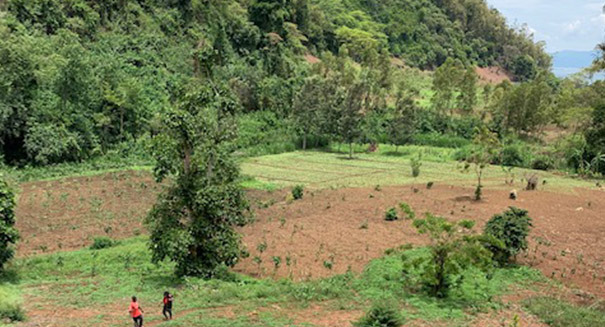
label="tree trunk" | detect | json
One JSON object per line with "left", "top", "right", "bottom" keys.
{"left": 302, "top": 134, "right": 307, "bottom": 150}
{"left": 349, "top": 142, "right": 353, "bottom": 159}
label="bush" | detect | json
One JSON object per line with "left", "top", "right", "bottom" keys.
{"left": 292, "top": 185, "right": 304, "bottom": 200}
{"left": 484, "top": 207, "right": 532, "bottom": 265}
{"left": 385, "top": 208, "right": 398, "bottom": 221}
{"left": 531, "top": 155, "right": 555, "bottom": 171}
{"left": 354, "top": 302, "right": 404, "bottom": 327}
{"left": 407, "top": 214, "right": 493, "bottom": 298}
{"left": 495, "top": 143, "right": 529, "bottom": 167}
{"left": 90, "top": 236, "right": 116, "bottom": 250}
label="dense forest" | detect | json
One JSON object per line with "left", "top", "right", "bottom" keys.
{"left": 0, "top": 0, "right": 603, "bottom": 176}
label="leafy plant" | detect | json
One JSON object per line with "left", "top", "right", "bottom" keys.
{"left": 90, "top": 236, "right": 116, "bottom": 250}
{"left": 484, "top": 207, "right": 533, "bottom": 265}
{"left": 385, "top": 208, "right": 398, "bottom": 221}
{"left": 462, "top": 126, "right": 499, "bottom": 200}
{"left": 406, "top": 214, "right": 495, "bottom": 298}
{"left": 398, "top": 202, "right": 415, "bottom": 220}
{"left": 292, "top": 185, "right": 304, "bottom": 200}
{"left": 354, "top": 302, "right": 404, "bottom": 327}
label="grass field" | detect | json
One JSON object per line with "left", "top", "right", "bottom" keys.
{"left": 241, "top": 147, "right": 597, "bottom": 191}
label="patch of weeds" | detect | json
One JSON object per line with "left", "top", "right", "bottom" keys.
{"left": 90, "top": 236, "right": 117, "bottom": 250}
{"left": 523, "top": 296, "right": 605, "bottom": 327}
{"left": 398, "top": 202, "right": 416, "bottom": 220}
{"left": 354, "top": 301, "right": 405, "bottom": 327}
{"left": 385, "top": 208, "right": 398, "bottom": 221}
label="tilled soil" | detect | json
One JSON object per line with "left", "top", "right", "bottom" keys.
{"left": 237, "top": 184, "right": 605, "bottom": 299}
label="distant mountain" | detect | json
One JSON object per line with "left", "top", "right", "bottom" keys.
{"left": 551, "top": 50, "right": 600, "bottom": 77}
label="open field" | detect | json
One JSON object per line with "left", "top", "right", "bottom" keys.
{"left": 4, "top": 148, "right": 605, "bottom": 326}
{"left": 241, "top": 149, "right": 598, "bottom": 191}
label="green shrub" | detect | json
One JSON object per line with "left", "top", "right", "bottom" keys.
{"left": 90, "top": 237, "right": 116, "bottom": 250}
{"left": 354, "top": 302, "right": 404, "bottom": 327}
{"left": 407, "top": 214, "right": 493, "bottom": 298}
{"left": 484, "top": 207, "right": 532, "bottom": 265}
{"left": 384, "top": 208, "right": 398, "bottom": 221}
{"left": 495, "top": 143, "right": 529, "bottom": 167}
{"left": 531, "top": 155, "right": 555, "bottom": 171}
{"left": 292, "top": 185, "right": 304, "bottom": 200}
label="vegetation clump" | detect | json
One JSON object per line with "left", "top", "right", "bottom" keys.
{"left": 90, "top": 236, "right": 116, "bottom": 250}
{"left": 398, "top": 202, "right": 415, "bottom": 220}
{"left": 405, "top": 214, "right": 496, "bottom": 298}
{"left": 484, "top": 207, "right": 533, "bottom": 266}
{"left": 292, "top": 185, "right": 304, "bottom": 200}
{"left": 384, "top": 208, "right": 398, "bottom": 221}
{"left": 354, "top": 302, "right": 404, "bottom": 327}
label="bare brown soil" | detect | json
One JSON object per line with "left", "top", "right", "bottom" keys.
{"left": 15, "top": 171, "right": 161, "bottom": 256}
{"left": 475, "top": 66, "right": 512, "bottom": 84}
{"left": 238, "top": 184, "right": 605, "bottom": 299}
{"left": 15, "top": 173, "right": 605, "bottom": 298}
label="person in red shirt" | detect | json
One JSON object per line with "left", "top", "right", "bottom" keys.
{"left": 162, "top": 291, "right": 174, "bottom": 320}
{"left": 128, "top": 296, "right": 144, "bottom": 327}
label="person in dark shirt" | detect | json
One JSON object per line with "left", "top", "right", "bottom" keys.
{"left": 162, "top": 291, "right": 174, "bottom": 320}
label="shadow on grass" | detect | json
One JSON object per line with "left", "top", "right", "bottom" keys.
{"left": 383, "top": 151, "right": 411, "bottom": 157}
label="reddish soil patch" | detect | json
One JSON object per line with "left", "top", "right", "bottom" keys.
{"left": 476, "top": 66, "right": 512, "bottom": 84}
{"left": 237, "top": 184, "right": 605, "bottom": 299}
{"left": 304, "top": 54, "right": 321, "bottom": 64}
{"left": 15, "top": 171, "right": 161, "bottom": 256}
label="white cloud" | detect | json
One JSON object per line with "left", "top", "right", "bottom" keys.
{"left": 564, "top": 20, "right": 582, "bottom": 32}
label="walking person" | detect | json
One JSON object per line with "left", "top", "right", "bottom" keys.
{"left": 129, "top": 296, "right": 144, "bottom": 327}
{"left": 162, "top": 291, "right": 174, "bottom": 320}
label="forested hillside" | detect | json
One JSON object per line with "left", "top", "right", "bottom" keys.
{"left": 0, "top": 0, "right": 554, "bottom": 167}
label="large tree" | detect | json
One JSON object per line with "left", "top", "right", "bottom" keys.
{"left": 387, "top": 83, "right": 418, "bottom": 152}
{"left": 145, "top": 81, "right": 249, "bottom": 277}
{"left": 432, "top": 58, "right": 464, "bottom": 115}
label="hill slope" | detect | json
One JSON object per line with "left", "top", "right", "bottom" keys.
{"left": 0, "top": 0, "right": 549, "bottom": 166}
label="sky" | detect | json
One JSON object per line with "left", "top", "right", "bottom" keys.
{"left": 486, "top": 0, "right": 605, "bottom": 52}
